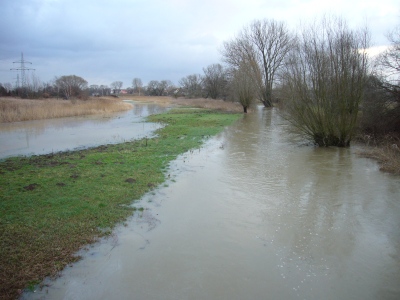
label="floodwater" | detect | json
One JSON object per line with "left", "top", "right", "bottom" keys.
{"left": 21, "top": 107, "right": 400, "bottom": 300}
{"left": 0, "top": 102, "right": 168, "bottom": 159}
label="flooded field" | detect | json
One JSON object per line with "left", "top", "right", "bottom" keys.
{"left": 20, "top": 106, "right": 400, "bottom": 300}
{"left": 0, "top": 102, "right": 168, "bottom": 159}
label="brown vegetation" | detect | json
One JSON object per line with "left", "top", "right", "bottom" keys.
{"left": 0, "top": 96, "right": 243, "bottom": 124}
{"left": 362, "top": 146, "right": 400, "bottom": 175}
{"left": 357, "top": 134, "right": 400, "bottom": 175}
{"left": 0, "top": 97, "right": 133, "bottom": 123}
{"left": 122, "top": 95, "right": 244, "bottom": 112}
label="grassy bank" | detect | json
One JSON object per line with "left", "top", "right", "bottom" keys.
{"left": 0, "top": 97, "right": 133, "bottom": 123}
{"left": 0, "top": 108, "right": 241, "bottom": 299}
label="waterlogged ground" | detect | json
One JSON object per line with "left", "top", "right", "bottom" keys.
{"left": 0, "top": 102, "right": 167, "bottom": 159}
{"left": 22, "top": 107, "right": 400, "bottom": 300}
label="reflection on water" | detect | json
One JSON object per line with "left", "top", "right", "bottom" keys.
{"left": 22, "top": 107, "right": 400, "bottom": 300}
{"left": 0, "top": 102, "right": 169, "bottom": 159}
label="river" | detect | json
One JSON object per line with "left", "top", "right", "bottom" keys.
{"left": 18, "top": 105, "right": 400, "bottom": 300}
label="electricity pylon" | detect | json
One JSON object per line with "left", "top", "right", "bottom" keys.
{"left": 10, "top": 52, "right": 35, "bottom": 88}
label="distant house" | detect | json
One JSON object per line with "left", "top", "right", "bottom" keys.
{"left": 110, "top": 89, "right": 127, "bottom": 95}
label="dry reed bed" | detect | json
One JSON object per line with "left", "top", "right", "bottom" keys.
{"left": 357, "top": 135, "right": 400, "bottom": 175}
{"left": 122, "top": 95, "right": 244, "bottom": 113}
{"left": 172, "top": 98, "right": 244, "bottom": 112}
{"left": 0, "top": 97, "right": 133, "bottom": 123}
{"left": 0, "top": 96, "right": 242, "bottom": 123}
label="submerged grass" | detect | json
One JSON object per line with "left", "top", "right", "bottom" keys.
{"left": 0, "top": 108, "right": 241, "bottom": 299}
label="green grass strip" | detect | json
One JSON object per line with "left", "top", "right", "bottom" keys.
{"left": 0, "top": 108, "right": 241, "bottom": 299}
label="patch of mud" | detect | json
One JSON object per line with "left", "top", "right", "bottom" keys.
{"left": 23, "top": 183, "right": 39, "bottom": 191}
{"left": 124, "top": 178, "right": 136, "bottom": 184}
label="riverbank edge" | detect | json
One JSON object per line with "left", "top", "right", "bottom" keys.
{"left": 0, "top": 108, "right": 242, "bottom": 300}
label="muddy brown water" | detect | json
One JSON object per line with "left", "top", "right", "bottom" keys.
{"left": 19, "top": 106, "right": 400, "bottom": 300}
{"left": 0, "top": 102, "right": 167, "bottom": 159}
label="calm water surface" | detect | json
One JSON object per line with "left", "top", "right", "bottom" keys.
{"left": 0, "top": 102, "right": 168, "bottom": 159}
{"left": 21, "top": 106, "right": 400, "bottom": 300}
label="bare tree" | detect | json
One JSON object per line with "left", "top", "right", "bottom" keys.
{"left": 165, "top": 80, "right": 178, "bottom": 96}
{"left": 23, "top": 73, "right": 42, "bottom": 98}
{"left": 229, "top": 61, "right": 257, "bottom": 113}
{"left": 27, "top": 73, "right": 41, "bottom": 92}
{"left": 89, "top": 84, "right": 99, "bottom": 96}
{"left": 0, "top": 83, "right": 12, "bottom": 96}
{"left": 146, "top": 80, "right": 172, "bottom": 96}
{"left": 281, "top": 17, "right": 370, "bottom": 147}
{"left": 222, "top": 19, "right": 293, "bottom": 107}
{"left": 146, "top": 80, "right": 159, "bottom": 96}
{"left": 160, "top": 80, "right": 174, "bottom": 96}
{"left": 0, "top": 83, "right": 7, "bottom": 96}
{"left": 202, "top": 63, "right": 228, "bottom": 99}
{"left": 99, "top": 85, "right": 109, "bottom": 96}
{"left": 132, "top": 78, "right": 143, "bottom": 95}
{"left": 110, "top": 81, "right": 123, "bottom": 95}
{"left": 179, "top": 74, "right": 204, "bottom": 98}
{"left": 55, "top": 75, "right": 88, "bottom": 99}
{"left": 375, "top": 25, "right": 400, "bottom": 96}
{"left": 363, "top": 22, "right": 400, "bottom": 134}
{"left": 41, "top": 81, "right": 54, "bottom": 98}
{"left": 3, "top": 83, "right": 12, "bottom": 94}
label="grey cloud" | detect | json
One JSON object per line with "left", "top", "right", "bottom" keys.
{"left": 1, "top": 0, "right": 398, "bottom": 87}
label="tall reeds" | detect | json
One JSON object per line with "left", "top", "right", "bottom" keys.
{"left": 0, "top": 97, "right": 132, "bottom": 123}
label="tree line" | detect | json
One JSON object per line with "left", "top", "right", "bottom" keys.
{"left": 0, "top": 66, "right": 229, "bottom": 100}
{"left": 180, "top": 16, "right": 399, "bottom": 147}
{"left": 1, "top": 16, "right": 399, "bottom": 147}
{"left": 221, "top": 16, "right": 399, "bottom": 147}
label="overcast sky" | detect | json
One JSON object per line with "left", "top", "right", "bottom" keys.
{"left": 0, "top": 0, "right": 399, "bottom": 88}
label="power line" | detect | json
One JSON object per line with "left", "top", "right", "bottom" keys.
{"left": 10, "top": 52, "right": 35, "bottom": 88}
